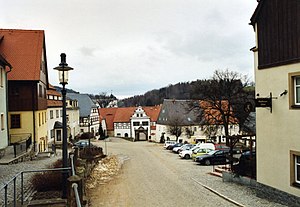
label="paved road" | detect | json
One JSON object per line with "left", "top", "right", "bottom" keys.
{"left": 90, "top": 138, "right": 286, "bottom": 207}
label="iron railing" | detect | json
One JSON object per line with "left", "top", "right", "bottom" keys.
{"left": 0, "top": 167, "right": 70, "bottom": 207}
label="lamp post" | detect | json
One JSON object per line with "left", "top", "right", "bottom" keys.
{"left": 54, "top": 53, "right": 73, "bottom": 198}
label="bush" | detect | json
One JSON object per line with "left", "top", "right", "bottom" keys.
{"left": 80, "top": 132, "right": 94, "bottom": 139}
{"left": 30, "top": 160, "right": 64, "bottom": 192}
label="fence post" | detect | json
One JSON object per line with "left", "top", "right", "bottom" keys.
{"left": 67, "top": 175, "right": 83, "bottom": 207}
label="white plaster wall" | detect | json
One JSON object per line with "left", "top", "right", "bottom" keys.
{"left": 0, "top": 67, "right": 8, "bottom": 149}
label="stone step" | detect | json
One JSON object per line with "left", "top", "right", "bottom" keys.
{"left": 27, "top": 198, "right": 67, "bottom": 207}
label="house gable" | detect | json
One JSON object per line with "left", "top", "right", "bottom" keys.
{"left": 250, "top": 0, "right": 300, "bottom": 69}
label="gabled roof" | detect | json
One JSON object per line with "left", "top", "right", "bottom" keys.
{"left": 157, "top": 99, "right": 200, "bottom": 126}
{"left": 0, "top": 29, "right": 46, "bottom": 81}
{"left": 99, "top": 108, "right": 118, "bottom": 131}
{"left": 143, "top": 105, "right": 161, "bottom": 122}
{"left": 113, "top": 107, "right": 137, "bottom": 123}
{"left": 67, "top": 93, "right": 98, "bottom": 117}
{"left": 250, "top": 1, "right": 264, "bottom": 26}
{"left": 47, "top": 84, "right": 62, "bottom": 108}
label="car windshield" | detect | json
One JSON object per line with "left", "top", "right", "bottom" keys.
{"left": 207, "top": 150, "right": 217, "bottom": 155}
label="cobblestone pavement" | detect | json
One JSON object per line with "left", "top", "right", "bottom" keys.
{"left": 90, "top": 138, "right": 287, "bottom": 207}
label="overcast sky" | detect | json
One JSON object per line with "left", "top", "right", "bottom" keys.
{"left": 2, "top": 0, "right": 258, "bottom": 99}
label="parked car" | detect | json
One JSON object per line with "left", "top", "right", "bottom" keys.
{"left": 172, "top": 144, "right": 195, "bottom": 153}
{"left": 195, "top": 150, "right": 230, "bottom": 165}
{"left": 164, "top": 141, "right": 176, "bottom": 149}
{"left": 73, "top": 140, "right": 94, "bottom": 148}
{"left": 232, "top": 151, "right": 256, "bottom": 178}
{"left": 214, "top": 144, "right": 230, "bottom": 151}
{"left": 192, "top": 148, "right": 214, "bottom": 161}
{"left": 167, "top": 142, "right": 183, "bottom": 150}
{"left": 179, "top": 146, "right": 201, "bottom": 159}
{"left": 196, "top": 142, "right": 215, "bottom": 150}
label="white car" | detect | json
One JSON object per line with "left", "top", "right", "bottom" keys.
{"left": 172, "top": 144, "right": 195, "bottom": 153}
{"left": 164, "top": 141, "right": 176, "bottom": 149}
{"left": 179, "top": 146, "right": 200, "bottom": 159}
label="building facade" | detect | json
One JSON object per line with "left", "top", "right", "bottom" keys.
{"left": 67, "top": 93, "right": 99, "bottom": 137}
{"left": 66, "top": 97, "right": 80, "bottom": 140}
{"left": 251, "top": 0, "right": 300, "bottom": 203}
{"left": 0, "top": 29, "right": 49, "bottom": 153}
{"left": 47, "top": 84, "right": 62, "bottom": 145}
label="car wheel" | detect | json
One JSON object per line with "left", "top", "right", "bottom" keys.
{"left": 184, "top": 154, "right": 190, "bottom": 159}
{"left": 204, "top": 159, "right": 211, "bottom": 166}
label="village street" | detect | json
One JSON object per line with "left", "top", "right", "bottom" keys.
{"left": 90, "top": 138, "right": 286, "bottom": 207}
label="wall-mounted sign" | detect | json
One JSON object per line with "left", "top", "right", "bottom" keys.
{"left": 255, "top": 98, "right": 272, "bottom": 108}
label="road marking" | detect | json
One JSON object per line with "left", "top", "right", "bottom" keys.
{"left": 191, "top": 177, "right": 246, "bottom": 207}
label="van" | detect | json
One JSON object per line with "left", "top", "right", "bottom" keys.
{"left": 196, "top": 143, "right": 215, "bottom": 151}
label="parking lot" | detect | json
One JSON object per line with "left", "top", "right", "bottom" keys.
{"left": 90, "top": 138, "right": 286, "bottom": 207}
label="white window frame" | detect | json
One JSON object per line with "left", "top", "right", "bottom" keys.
{"left": 295, "top": 155, "right": 300, "bottom": 184}
{"left": 294, "top": 76, "right": 300, "bottom": 105}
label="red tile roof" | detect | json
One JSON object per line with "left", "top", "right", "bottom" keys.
{"left": 100, "top": 106, "right": 162, "bottom": 131}
{"left": 143, "top": 105, "right": 161, "bottom": 122}
{"left": 47, "top": 84, "right": 61, "bottom": 97}
{"left": 47, "top": 99, "right": 62, "bottom": 107}
{"left": 99, "top": 108, "right": 118, "bottom": 131}
{"left": 0, "top": 29, "right": 45, "bottom": 81}
{"left": 200, "top": 100, "right": 238, "bottom": 125}
{"left": 113, "top": 107, "right": 137, "bottom": 123}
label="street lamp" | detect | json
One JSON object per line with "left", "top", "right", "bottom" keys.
{"left": 54, "top": 53, "right": 73, "bottom": 198}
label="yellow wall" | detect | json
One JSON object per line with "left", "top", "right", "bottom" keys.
{"left": 9, "top": 110, "right": 48, "bottom": 152}
{"left": 255, "top": 56, "right": 300, "bottom": 197}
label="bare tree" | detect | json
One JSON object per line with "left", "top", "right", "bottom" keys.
{"left": 167, "top": 116, "right": 183, "bottom": 142}
{"left": 193, "top": 69, "right": 251, "bottom": 146}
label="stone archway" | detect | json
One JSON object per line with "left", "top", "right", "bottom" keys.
{"left": 135, "top": 126, "right": 148, "bottom": 141}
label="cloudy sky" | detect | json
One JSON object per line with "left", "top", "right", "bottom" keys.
{"left": 2, "top": 0, "right": 258, "bottom": 99}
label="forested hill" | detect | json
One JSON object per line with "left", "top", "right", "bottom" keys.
{"left": 119, "top": 80, "right": 209, "bottom": 107}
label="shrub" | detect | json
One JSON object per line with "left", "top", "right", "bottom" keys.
{"left": 80, "top": 132, "right": 93, "bottom": 140}
{"left": 30, "top": 160, "right": 64, "bottom": 192}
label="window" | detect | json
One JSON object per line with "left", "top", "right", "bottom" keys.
{"left": 56, "top": 129, "right": 62, "bottom": 141}
{"left": 50, "top": 110, "right": 53, "bottom": 119}
{"left": 50, "top": 129, "right": 54, "bottom": 138}
{"left": 295, "top": 77, "right": 300, "bottom": 105}
{"left": 39, "top": 85, "right": 42, "bottom": 97}
{"left": 289, "top": 72, "right": 300, "bottom": 108}
{"left": 291, "top": 151, "right": 300, "bottom": 188}
{"left": 1, "top": 113, "right": 4, "bottom": 130}
{"left": 56, "top": 110, "right": 59, "bottom": 118}
{"left": 295, "top": 156, "right": 300, "bottom": 184}
{"left": 133, "top": 122, "right": 139, "bottom": 126}
{"left": 11, "top": 114, "right": 21, "bottom": 128}
{"left": 142, "top": 121, "right": 148, "bottom": 126}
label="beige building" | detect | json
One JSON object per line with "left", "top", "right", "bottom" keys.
{"left": 251, "top": 1, "right": 300, "bottom": 203}
{"left": 1, "top": 29, "right": 49, "bottom": 153}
